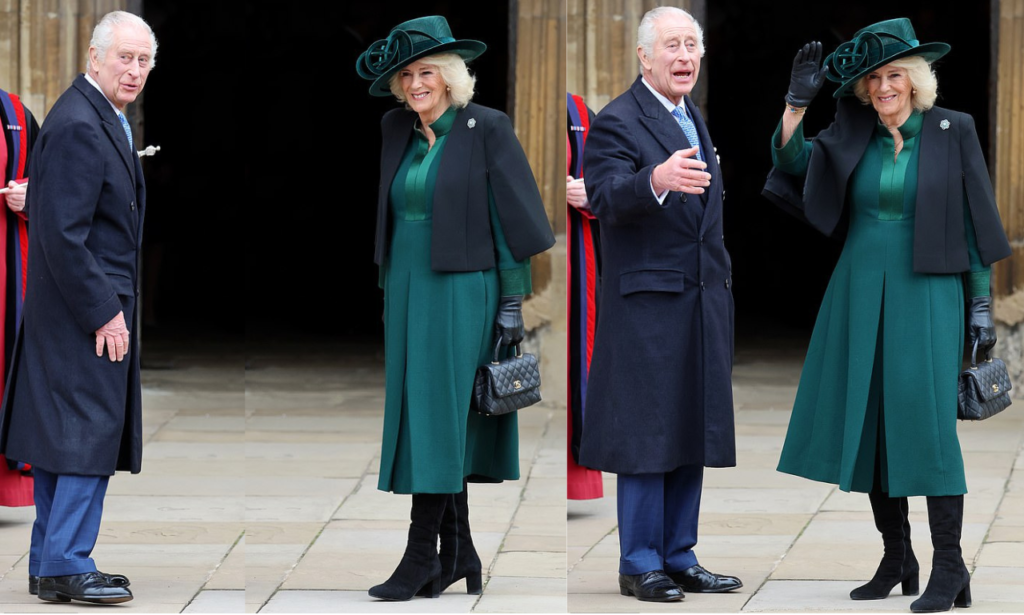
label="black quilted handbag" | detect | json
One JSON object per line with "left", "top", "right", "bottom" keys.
{"left": 958, "top": 341, "right": 1012, "bottom": 421}
{"left": 472, "top": 342, "right": 542, "bottom": 417}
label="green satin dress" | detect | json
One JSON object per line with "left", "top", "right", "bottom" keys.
{"left": 773, "top": 111, "right": 988, "bottom": 497}
{"left": 377, "top": 106, "right": 530, "bottom": 495}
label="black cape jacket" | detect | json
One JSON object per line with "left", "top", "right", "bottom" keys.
{"left": 763, "top": 98, "right": 1010, "bottom": 272}
{"left": 374, "top": 102, "right": 555, "bottom": 272}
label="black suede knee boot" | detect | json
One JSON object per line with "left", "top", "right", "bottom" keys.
{"left": 851, "top": 486, "right": 919, "bottom": 599}
{"left": 368, "top": 493, "right": 447, "bottom": 601}
{"left": 910, "top": 495, "right": 971, "bottom": 613}
{"left": 425, "top": 481, "right": 482, "bottom": 595}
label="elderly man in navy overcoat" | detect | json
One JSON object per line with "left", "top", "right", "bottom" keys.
{"left": 0, "top": 11, "right": 156, "bottom": 605}
{"left": 579, "top": 6, "right": 741, "bottom": 602}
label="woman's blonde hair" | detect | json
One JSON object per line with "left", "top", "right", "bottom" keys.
{"left": 388, "top": 53, "right": 476, "bottom": 109}
{"left": 853, "top": 55, "right": 938, "bottom": 112}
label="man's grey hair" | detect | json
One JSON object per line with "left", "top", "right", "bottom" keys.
{"left": 87, "top": 11, "right": 158, "bottom": 72}
{"left": 637, "top": 6, "right": 705, "bottom": 58}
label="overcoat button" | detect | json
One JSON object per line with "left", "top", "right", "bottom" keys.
{"left": 679, "top": 194, "right": 687, "bottom": 203}
{"left": 130, "top": 201, "right": 135, "bottom": 210}
{"left": 725, "top": 279, "right": 730, "bottom": 289}
{"left": 700, "top": 281, "right": 705, "bottom": 291}
{"left": 699, "top": 235, "right": 704, "bottom": 245}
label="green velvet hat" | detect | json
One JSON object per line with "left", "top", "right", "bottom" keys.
{"left": 356, "top": 16, "right": 486, "bottom": 97}
{"left": 825, "top": 17, "right": 950, "bottom": 98}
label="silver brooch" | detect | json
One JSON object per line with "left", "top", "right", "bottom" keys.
{"left": 467, "top": 118, "right": 477, "bottom": 129}
{"left": 940, "top": 119, "right": 950, "bottom": 130}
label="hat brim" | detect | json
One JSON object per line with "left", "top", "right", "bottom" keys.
{"left": 830, "top": 42, "right": 950, "bottom": 98}
{"left": 362, "top": 40, "right": 486, "bottom": 97}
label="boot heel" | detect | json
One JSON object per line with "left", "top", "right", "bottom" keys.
{"left": 466, "top": 572, "right": 483, "bottom": 595}
{"left": 955, "top": 583, "right": 971, "bottom": 608}
{"left": 902, "top": 575, "right": 919, "bottom": 596}
{"left": 619, "top": 587, "right": 633, "bottom": 597}
{"left": 420, "top": 578, "right": 441, "bottom": 599}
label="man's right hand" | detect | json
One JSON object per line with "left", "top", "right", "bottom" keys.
{"left": 95, "top": 311, "right": 129, "bottom": 362}
{"left": 651, "top": 146, "right": 710, "bottom": 195}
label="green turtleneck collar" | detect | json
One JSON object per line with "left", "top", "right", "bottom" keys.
{"left": 876, "top": 109, "right": 923, "bottom": 140}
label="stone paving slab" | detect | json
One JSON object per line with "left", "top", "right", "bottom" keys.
{"left": 246, "top": 495, "right": 345, "bottom": 523}
{"left": 184, "top": 590, "right": 246, "bottom": 613}
{"left": 152, "top": 429, "right": 245, "bottom": 443}
{"left": 249, "top": 352, "right": 566, "bottom": 613}
{"left": 743, "top": 580, "right": 916, "bottom": 611}
{"left": 102, "top": 495, "right": 244, "bottom": 523}
{"left": 105, "top": 475, "right": 244, "bottom": 496}
{"left": 261, "top": 590, "right": 479, "bottom": 613}
{"left": 569, "top": 352, "right": 1024, "bottom": 613}
{"left": 0, "top": 350, "right": 243, "bottom": 613}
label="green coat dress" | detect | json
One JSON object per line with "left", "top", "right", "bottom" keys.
{"left": 772, "top": 111, "right": 989, "bottom": 497}
{"left": 377, "top": 106, "right": 531, "bottom": 495}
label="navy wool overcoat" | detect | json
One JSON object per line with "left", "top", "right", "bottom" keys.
{"left": 578, "top": 76, "right": 737, "bottom": 474}
{"left": 0, "top": 74, "right": 146, "bottom": 476}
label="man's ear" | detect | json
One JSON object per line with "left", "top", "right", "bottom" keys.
{"left": 637, "top": 46, "right": 651, "bottom": 72}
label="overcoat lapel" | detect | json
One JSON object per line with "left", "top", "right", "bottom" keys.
{"left": 73, "top": 77, "right": 136, "bottom": 185}
{"left": 631, "top": 79, "right": 689, "bottom": 160}
{"left": 687, "top": 96, "right": 723, "bottom": 231}
{"left": 133, "top": 153, "right": 146, "bottom": 248}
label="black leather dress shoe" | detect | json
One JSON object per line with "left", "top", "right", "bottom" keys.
{"left": 618, "top": 570, "right": 684, "bottom": 602}
{"left": 30, "top": 572, "right": 130, "bottom": 595}
{"left": 37, "top": 572, "right": 133, "bottom": 604}
{"left": 668, "top": 564, "right": 743, "bottom": 593}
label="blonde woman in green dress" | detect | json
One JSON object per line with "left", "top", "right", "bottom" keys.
{"left": 355, "top": 16, "right": 554, "bottom": 602}
{"left": 765, "top": 18, "right": 1010, "bottom": 614}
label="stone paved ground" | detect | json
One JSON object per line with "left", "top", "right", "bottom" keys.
{"left": 568, "top": 344, "right": 1024, "bottom": 613}
{"left": 246, "top": 344, "right": 567, "bottom": 613}
{"left": 0, "top": 343, "right": 245, "bottom": 613}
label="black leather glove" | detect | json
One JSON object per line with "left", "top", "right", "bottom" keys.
{"left": 495, "top": 295, "right": 524, "bottom": 347}
{"left": 968, "top": 296, "right": 997, "bottom": 357}
{"left": 786, "top": 42, "right": 829, "bottom": 108}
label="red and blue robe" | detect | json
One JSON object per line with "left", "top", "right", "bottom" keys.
{"left": 567, "top": 93, "right": 603, "bottom": 500}
{"left": 0, "top": 88, "right": 36, "bottom": 507}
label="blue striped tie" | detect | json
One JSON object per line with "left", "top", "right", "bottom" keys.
{"left": 117, "top": 112, "right": 133, "bottom": 150}
{"left": 671, "top": 106, "right": 702, "bottom": 162}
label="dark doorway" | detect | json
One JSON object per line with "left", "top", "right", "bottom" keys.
{"left": 138, "top": 2, "right": 246, "bottom": 344}
{"left": 243, "top": 3, "right": 511, "bottom": 344}
{"left": 704, "top": 1, "right": 990, "bottom": 345}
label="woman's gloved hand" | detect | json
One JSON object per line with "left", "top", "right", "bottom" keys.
{"left": 968, "top": 296, "right": 997, "bottom": 356}
{"left": 495, "top": 295, "right": 524, "bottom": 346}
{"left": 787, "top": 41, "right": 829, "bottom": 108}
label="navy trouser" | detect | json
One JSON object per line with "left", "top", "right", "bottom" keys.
{"left": 617, "top": 465, "right": 703, "bottom": 575}
{"left": 29, "top": 467, "right": 109, "bottom": 577}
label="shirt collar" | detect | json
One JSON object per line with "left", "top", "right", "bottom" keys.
{"left": 879, "top": 109, "right": 924, "bottom": 140}
{"left": 84, "top": 73, "right": 122, "bottom": 115}
{"left": 641, "top": 76, "right": 688, "bottom": 118}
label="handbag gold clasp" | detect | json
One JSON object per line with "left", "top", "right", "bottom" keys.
{"left": 513, "top": 380, "right": 522, "bottom": 390}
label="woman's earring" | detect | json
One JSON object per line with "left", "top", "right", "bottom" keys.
{"left": 912, "top": 89, "right": 917, "bottom": 94}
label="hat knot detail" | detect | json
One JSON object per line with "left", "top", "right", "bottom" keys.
{"left": 829, "top": 31, "right": 915, "bottom": 82}
{"left": 358, "top": 31, "right": 414, "bottom": 79}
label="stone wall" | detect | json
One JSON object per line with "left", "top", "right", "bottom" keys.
{"left": 524, "top": 234, "right": 567, "bottom": 409}
{"left": 995, "top": 291, "right": 1024, "bottom": 398}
